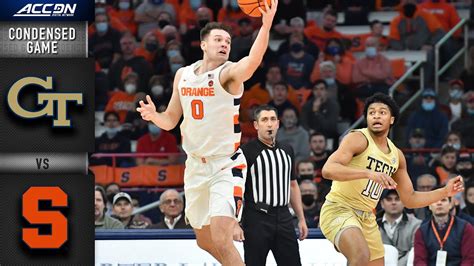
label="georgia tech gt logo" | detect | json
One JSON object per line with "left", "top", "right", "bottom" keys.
{"left": 7, "top": 76, "right": 83, "bottom": 127}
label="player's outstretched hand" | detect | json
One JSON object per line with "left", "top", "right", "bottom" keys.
{"left": 445, "top": 175, "right": 464, "bottom": 197}
{"left": 367, "top": 171, "right": 397, "bottom": 189}
{"left": 233, "top": 223, "right": 245, "bottom": 242}
{"left": 136, "top": 95, "right": 157, "bottom": 122}
{"left": 258, "top": 0, "right": 278, "bottom": 28}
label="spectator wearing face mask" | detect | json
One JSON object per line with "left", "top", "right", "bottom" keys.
{"left": 108, "top": 32, "right": 153, "bottom": 93}
{"left": 456, "top": 153, "right": 473, "bottom": 183}
{"left": 451, "top": 92, "right": 474, "bottom": 148}
{"left": 109, "top": 0, "right": 137, "bottom": 35}
{"left": 106, "top": 72, "right": 140, "bottom": 123}
{"left": 276, "top": 108, "right": 310, "bottom": 163}
{"left": 183, "top": 7, "right": 214, "bottom": 64}
{"left": 90, "top": 111, "right": 132, "bottom": 167}
{"left": 444, "top": 131, "right": 464, "bottom": 152}
{"left": 178, "top": 0, "right": 204, "bottom": 34}
{"left": 462, "top": 181, "right": 474, "bottom": 217}
{"left": 406, "top": 89, "right": 449, "bottom": 148}
{"left": 352, "top": 37, "right": 394, "bottom": 98}
{"left": 311, "top": 38, "right": 355, "bottom": 86}
{"left": 134, "top": 0, "right": 176, "bottom": 39}
{"left": 276, "top": 17, "right": 319, "bottom": 57}
{"left": 278, "top": 32, "right": 315, "bottom": 90}
{"left": 299, "top": 180, "right": 322, "bottom": 228}
{"left": 164, "top": 40, "right": 183, "bottom": 77}
{"left": 135, "top": 31, "right": 165, "bottom": 67}
{"left": 297, "top": 160, "right": 315, "bottom": 182}
{"left": 439, "top": 80, "right": 468, "bottom": 125}
{"left": 314, "top": 61, "right": 357, "bottom": 122}
{"left": 89, "top": 13, "right": 122, "bottom": 69}
{"left": 136, "top": 123, "right": 179, "bottom": 165}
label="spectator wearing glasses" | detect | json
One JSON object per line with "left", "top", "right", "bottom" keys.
{"left": 149, "top": 189, "right": 191, "bottom": 229}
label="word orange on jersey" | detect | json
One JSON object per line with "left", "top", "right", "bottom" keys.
{"left": 181, "top": 87, "right": 215, "bottom": 97}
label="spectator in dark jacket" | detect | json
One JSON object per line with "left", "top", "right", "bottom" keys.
{"left": 406, "top": 89, "right": 449, "bottom": 148}
{"left": 414, "top": 194, "right": 474, "bottom": 266}
{"left": 149, "top": 189, "right": 191, "bottom": 229}
{"left": 300, "top": 80, "right": 340, "bottom": 139}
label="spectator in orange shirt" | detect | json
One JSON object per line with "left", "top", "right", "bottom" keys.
{"left": 389, "top": 0, "right": 449, "bottom": 85}
{"left": 375, "top": 0, "right": 402, "bottom": 11}
{"left": 178, "top": 0, "right": 203, "bottom": 34}
{"left": 352, "top": 37, "right": 393, "bottom": 98}
{"left": 217, "top": 0, "right": 249, "bottom": 37}
{"left": 419, "top": 0, "right": 461, "bottom": 38}
{"left": 106, "top": 72, "right": 141, "bottom": 123}
{"left": 136, "top": 123, "right": 179, "bottom": 165}
{"left": 304, "top": 9, "right": 344, "bottom": 51}
{"left": 310, "top": 38, "right": 354, "bottom": 86}
{"left": 109, "top": 0, "right": 137, "bottom": 36}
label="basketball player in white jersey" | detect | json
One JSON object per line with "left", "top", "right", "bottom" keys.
{"left": 137, "top": 1, "right": 277, "bottom": 265}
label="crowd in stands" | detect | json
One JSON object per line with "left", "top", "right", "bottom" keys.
{"left": 92, "top": 0, "right": 474, "bottom": 262}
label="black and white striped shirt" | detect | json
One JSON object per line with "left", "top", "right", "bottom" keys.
{"left": 241, "top": 139, "right": 295, "bottom": 207}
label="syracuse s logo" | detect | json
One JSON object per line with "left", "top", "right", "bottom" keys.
{"left": 7, "top": 76, "right": 83, "bottom": 127}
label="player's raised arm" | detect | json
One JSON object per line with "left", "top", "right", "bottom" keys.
{"left": 221, "top": 0, "right": 277, "bottom": 89}
{"left": 394, "top": 149, "right": 464, "bottom": 208}
{"left": 322, "top": 131, "right": 397, "bottom": 189}
{"left": 136, "top": 68, "right": 184, "bottom": 131}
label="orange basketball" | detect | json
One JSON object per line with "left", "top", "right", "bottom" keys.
{"left": 238, "top": 0, "right": 272, "bottom": 17}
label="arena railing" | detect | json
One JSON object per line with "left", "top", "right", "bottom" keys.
{"left": 434, "top": 18, "right": 469, "bottom": 92}
{"left": 343, "top": 58, "right": 426, "bottom": 140}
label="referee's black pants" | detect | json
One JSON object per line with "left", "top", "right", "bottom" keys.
{"left": 241, "top": 203, "right": 301, "bottom": 266}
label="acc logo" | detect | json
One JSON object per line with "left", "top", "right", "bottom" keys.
{"left": 14, "top": 3, "right": 76, "bottom": 17}
{"left": 7, "top": 76, "right": 83, "bottom": 127}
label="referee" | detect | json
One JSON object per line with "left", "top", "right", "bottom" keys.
{"left": 235, "top": 105, "right": 308, "bottom": 266}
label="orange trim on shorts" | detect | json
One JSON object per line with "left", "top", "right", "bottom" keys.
{"left": 234, "top": 142, "right": 240, "bottom": 151}
{"left": 234, "top": 186, "right": 243, "bottom": 197}
{"left": 233, "top": 114, "right": 239, "bottom": 124}
{"left": 233, "top": 164, "right": 246, "bottom": 170}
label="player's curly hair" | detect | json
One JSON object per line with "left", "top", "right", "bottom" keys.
{"left": 363, "top": 93, "right": 400, "bottom": 126}
{"left": 200, "top": 22, "right": 232, "bottom": 41}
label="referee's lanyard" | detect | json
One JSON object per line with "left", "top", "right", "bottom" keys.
{"left": 431, "top": 216, "right": 455, "bottom": 250}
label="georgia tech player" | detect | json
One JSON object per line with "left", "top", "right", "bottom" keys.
{"left": 320, "top": 93, "right": 464, "bottom": 266}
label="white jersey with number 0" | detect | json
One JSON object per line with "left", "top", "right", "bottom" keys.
{"left": 178, "top": 60, "right": 243, "bottom": 158}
